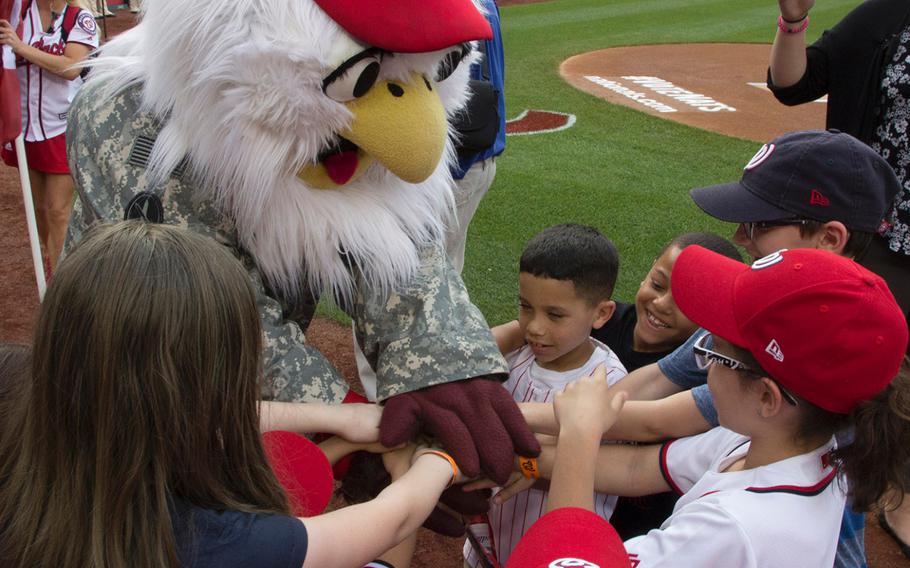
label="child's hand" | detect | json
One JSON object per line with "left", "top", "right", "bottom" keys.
{"left": 778, "top": 0, "right": 814, "bottom": 22}
{"left": 336, "top": 403, "right": 383, "bottom": 444}
{"left": 554, "top": 366, "right": 628, "bottom": 436}
{"left": 492, "top": 471, "right": 535, "bottom": 504}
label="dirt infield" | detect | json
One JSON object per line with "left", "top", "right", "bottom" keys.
{"left": 561, "top": 43, "right": 827, "bottom": 142}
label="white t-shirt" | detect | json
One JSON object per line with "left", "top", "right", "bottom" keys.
{"left": 625, "top": 428, "right": 845, "bottom": 568}
{"left": 464, "top": 340, "right": 628, "bottom": 567}
{"left": 17, "top": 2, "right": 98, "bottom": 141}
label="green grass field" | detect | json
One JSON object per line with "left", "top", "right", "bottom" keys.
{"left": 322, "top": 0, "right": 862, "bottom": 327}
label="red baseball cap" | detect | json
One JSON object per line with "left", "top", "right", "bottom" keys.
{"left": 671, "top": 246, "right": 908, "bottom": 414}
{"left": 506, "top": 508, "right": 630, "bottom": 568}
{"left": 314, "top": 0, "right": 493, "bottom": 53}
{"left": 263, "top": 431, "right": 334, "bottom": 517}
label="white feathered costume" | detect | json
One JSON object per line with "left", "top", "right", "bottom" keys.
{"left": 65, "top": 0, "right": 539, "bottom": 483}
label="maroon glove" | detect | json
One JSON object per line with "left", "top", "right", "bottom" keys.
{"left": 380, "top": 377, "right": 541, "bottom": 484}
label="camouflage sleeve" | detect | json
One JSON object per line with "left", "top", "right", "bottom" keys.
{"left": 352, "top": 242, "right": 508, "bottom": 401}
{"left": 65, "top": 80, "right": 346, "bottom": 404}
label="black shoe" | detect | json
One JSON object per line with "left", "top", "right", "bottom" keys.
{"left": 878, "top": 510, "right": 910, "bottom": 559}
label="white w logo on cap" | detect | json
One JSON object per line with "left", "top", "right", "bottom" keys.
{"left": 744, "top": 143, "right": 775, "bottom": 170}
{"left": 752, "top": 249, "right": 788, "bottom": 270}
{"left": 549, "top": 559, "right": 600, "bottom": 568}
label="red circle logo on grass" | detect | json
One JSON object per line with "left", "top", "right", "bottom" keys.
{"left": 507, "top": 110, "right": 576, "bottom": 136}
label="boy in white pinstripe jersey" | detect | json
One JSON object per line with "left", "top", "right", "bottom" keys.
{"left": 463, "top": 224, "right": 628, "bottom": 568}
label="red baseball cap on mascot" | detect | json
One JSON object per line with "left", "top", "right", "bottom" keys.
{"left": 506, "top": 508, "right": 630, "bottom": 568}
{"left": 314, "top": 0, "right": 493, "bottom": 53}
{"left": 671, "top": 246, "right": 908, "bottom": 414}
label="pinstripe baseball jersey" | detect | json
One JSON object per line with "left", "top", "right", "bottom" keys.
{"left": 463, "top": 340, "right": 627, "bottom": 567}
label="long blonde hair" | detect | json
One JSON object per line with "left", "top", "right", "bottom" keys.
{"left": 0, "top": 221, "right": 289, "bottom": 567}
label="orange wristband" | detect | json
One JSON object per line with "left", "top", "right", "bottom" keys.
{"left": 423, "top": 450, "right": 459, "bottom": 487}
{"left": 518, "top": 456, "right": 539, "bottom": 479}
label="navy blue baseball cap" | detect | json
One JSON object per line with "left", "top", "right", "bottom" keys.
{"left": 690, "top": 130, "right": 900, "bottom": 233}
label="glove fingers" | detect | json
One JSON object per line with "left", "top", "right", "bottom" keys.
{"left": 422, "top": 505, "right": 466, "bottom": 537}
{"left": 473, "top": 400, "right": 520, "bottom": 485}
{"left": 423, "top": 406, "right": 481, "bottom": 478}
{"left": 440, "top": 486, "right": 492, "bottom": 516}
{"left": 379, "top": 395, "right": 422, "bottom": 447}
{"left": 490, "top": 387, "right": 542, "bottom": 458}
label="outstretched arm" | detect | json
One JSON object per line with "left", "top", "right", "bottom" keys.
{"left": 519, "top": 389, "right": 710, "bottom": 442}
{"left": 301, "top": 448, "right": 458, "bottom": 568}
{"left": 769, "top": 0, "right": 815, "bottom": 87}
{"left": 603, "top": 391, "right": 712, "bottom": 442}
{"left": 259, "top": 401, "right": 382, "bottom": 443}
{"left": 494, "top": 437, "right": 670, "bottom": 505}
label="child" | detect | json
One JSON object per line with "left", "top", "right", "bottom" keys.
{"left": 592, "top": 232, "right": 741, "bottom": 370}
{"left": 495, "top": 231, "right": 741, "bottom": 372}
{"left": 502, "top": 246, "right": 909, "bottom": 567}
{"left": 463, "top": 223, "right": 627, "bottom": 568}
{"left": 0, "top": 221, "right": 465, "bottom": 568}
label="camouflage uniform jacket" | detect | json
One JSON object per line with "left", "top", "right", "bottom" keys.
{"left": 65, "top": 79, "right": 508, "bottom": 404}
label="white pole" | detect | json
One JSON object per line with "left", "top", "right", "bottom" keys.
{"left": 14, "top": 133, "right": 46, "bottom": 300}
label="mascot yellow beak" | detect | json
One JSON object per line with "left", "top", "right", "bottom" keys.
{"left": 298, "top": 72, "right": 447, "bottom": 189}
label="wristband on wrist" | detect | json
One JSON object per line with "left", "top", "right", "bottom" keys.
{"left": 518, "top": 456, "right": 540, "bottom": 479}
{"left": 781, "top": 11, "right": 809, "bottom": 23}
{"left": 778, "top": 14, "right": 809, "bottom": 33}
{"left": 422, "top": 450, "right": 459, "bottom": 487}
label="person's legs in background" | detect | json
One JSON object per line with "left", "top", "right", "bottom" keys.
{"left": 41, "top": 172, "right": 75, "bottom": 270}
{"left": 444, "top": 159, "right": 496, "bottom": 274}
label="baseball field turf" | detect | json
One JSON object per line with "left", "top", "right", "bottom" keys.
{"left": 455, "top": 0, "right": 861, "bottom": 326}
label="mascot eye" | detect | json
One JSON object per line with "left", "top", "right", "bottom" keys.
{"left": 435, "top": 44, "right": 471, "bottom": 82}
{"left": 323, "top": 50, "right": 383, "bottom": 102}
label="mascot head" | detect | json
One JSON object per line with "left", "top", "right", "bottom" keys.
{"left": 90, "top": 0, "right": 491, "bottom": 300}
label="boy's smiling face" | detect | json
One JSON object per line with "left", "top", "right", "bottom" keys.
{"left": 518, "top": 273, "right": 614, "bottom": 373}
{"left": 633, "top": 246, "right": 698, "bottom": 353}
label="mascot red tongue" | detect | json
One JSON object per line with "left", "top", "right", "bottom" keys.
{"left": 64, "top": 0, "right": 539, "bottom": 487}
{"left": 323, "top": 150, "right": 358, "bottom": 185}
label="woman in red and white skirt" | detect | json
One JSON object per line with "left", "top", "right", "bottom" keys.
{"left": 0, "top": 0, "right": 98, "bottom": 271}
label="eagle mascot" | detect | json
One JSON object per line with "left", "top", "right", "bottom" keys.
{"left": 64, "top": 0, "right": 538, "bottom": 488}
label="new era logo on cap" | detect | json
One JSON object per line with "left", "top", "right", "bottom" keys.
{"left": 751, "top": 249, "right": 787, "bottom": 270}
{"left": 809, "top": 190, "right": 830, "bottom": 207}
{"left": 765, "top": 339, "right": 784, "bottom": 362}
